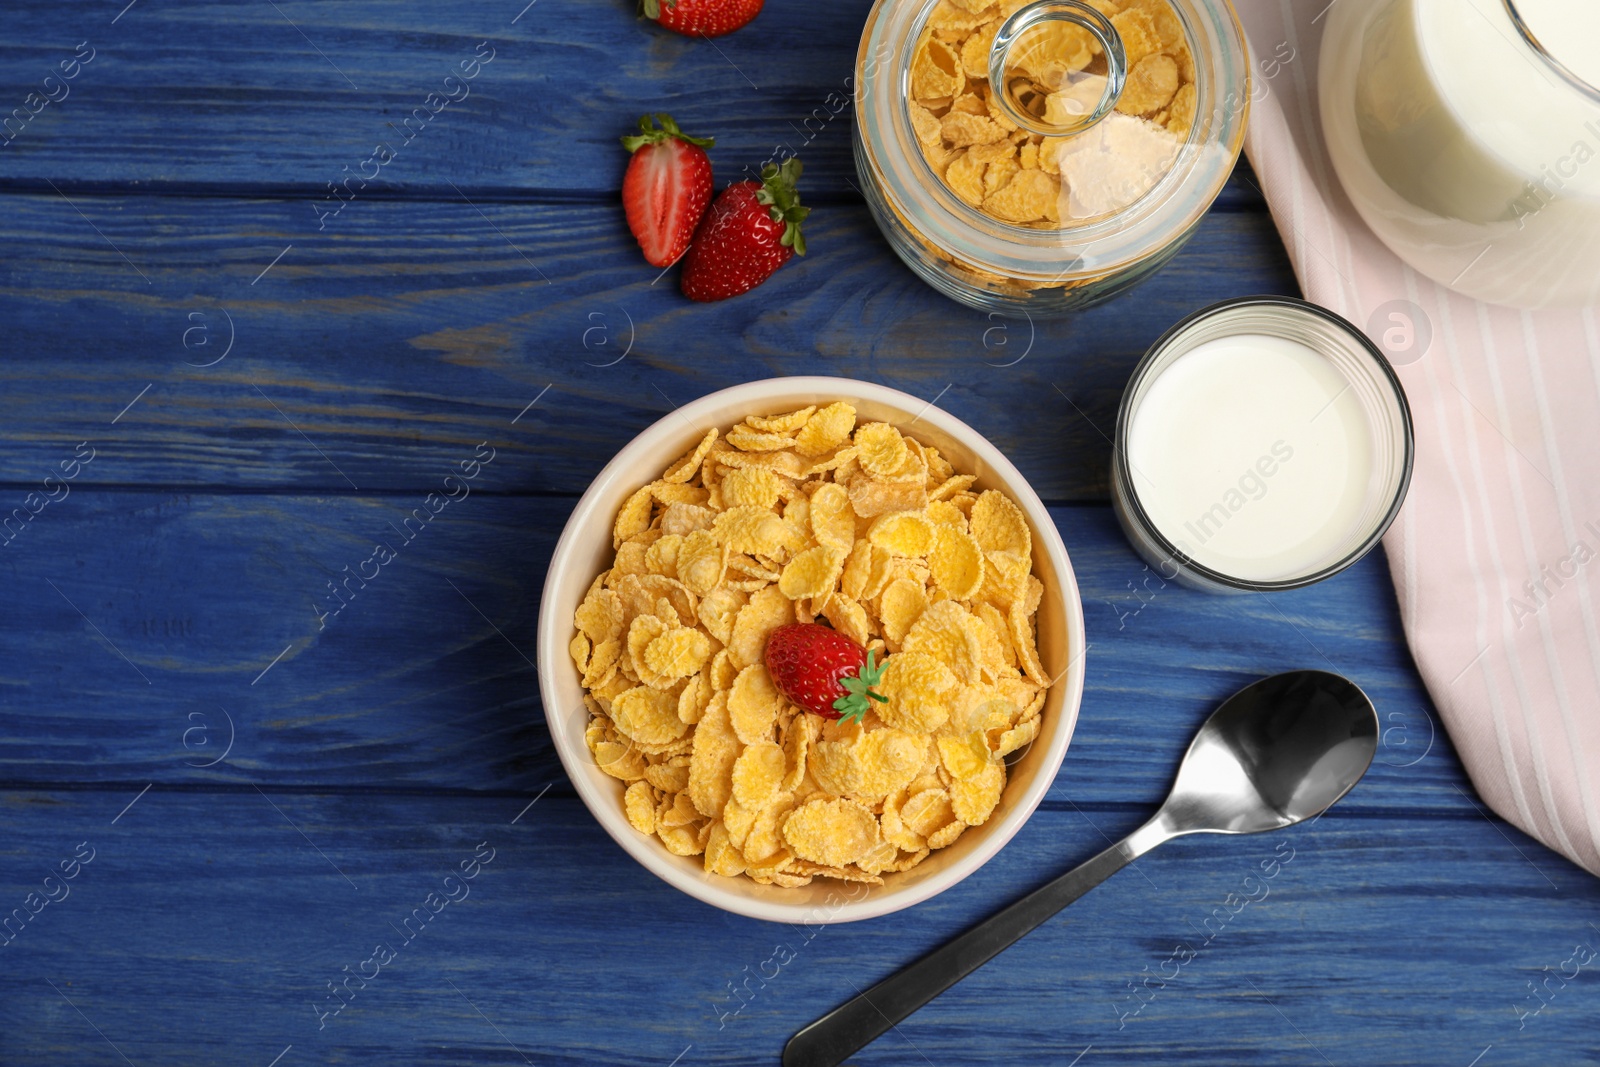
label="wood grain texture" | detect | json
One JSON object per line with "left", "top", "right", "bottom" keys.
{"left": 0, "top": 791, "right": 1595, "bottom": 1067}
{"left": 0, "top": 194, "right": 1295, "bottom": 497}
{"left": 2, "top": 2, "right": 1592, "bottom": 1065}
{"left": 0, "top": 492, "right": 1475, "bottom": 815}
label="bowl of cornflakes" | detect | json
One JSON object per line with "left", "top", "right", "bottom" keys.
{"left": 537, "top": 377, "right": 1085, "bottom": 922}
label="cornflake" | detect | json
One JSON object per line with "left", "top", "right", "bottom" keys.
{"left": 908, "top": 0, "right": 1195, "bottom": 228}
{"left": 571, "top": 401, "right": 1055, "bottom": 886}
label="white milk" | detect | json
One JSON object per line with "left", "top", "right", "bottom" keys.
{"left": 1126, "top": 334, "right": 1374, "bottom": 582}
{"left": 1320, "top": 0, "right": 1600, "bottom": 307}
{"left": 1515, "top": 0, "right": 1600, "bottom": 90}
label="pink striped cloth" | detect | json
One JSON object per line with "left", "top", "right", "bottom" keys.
{"left": 1236, "top": 2, "right": 1600, "bottom": 877}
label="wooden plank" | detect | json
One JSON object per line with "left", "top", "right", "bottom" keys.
{"left": 0, "top": 194, "right": 1296, "bottom": 496}
{"left": 0, "top": 494, "right": 1461, "bottom": 815}
{"left": 0, "top": 0, "right": 1267, "bottom": 211}
{"left": 0, "top": 790, "right": 1594, "bottom": 1066}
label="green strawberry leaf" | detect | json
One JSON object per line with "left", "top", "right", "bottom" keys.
{"left": 832, "top": 650, "right": 888, "bottom": 725}
{"left": 620, "top": 112, "right": 714, "bottom": 153}
{"left": 756, "top": 158, "right": 810, "bottom": 257}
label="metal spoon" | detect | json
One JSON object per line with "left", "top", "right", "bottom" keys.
{"left": 783, "top": 670, "right": 1379, "bottom": 1067}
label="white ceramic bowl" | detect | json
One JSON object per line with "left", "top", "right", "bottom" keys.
{"left": 537, "top": 377, "right": 1086, "bottom": 923}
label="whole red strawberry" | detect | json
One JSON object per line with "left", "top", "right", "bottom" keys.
{"left": 620, "top": 113, "right": 715, "bottom": 268}
{"left": 765, "top": 623, "right": 887, "bottom": 724}
{"left": 640, "top": 0, "right": 763, "bottom": 37}
{"left": 681, "top": 158, "right": 809, "bottom": 303}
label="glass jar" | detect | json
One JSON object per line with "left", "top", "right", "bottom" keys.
{"left": 854, "top": 0, "right": 1250, "bottom": 317}
{"left": 1321, "top": 0, "right": 1600, "bottom": 309}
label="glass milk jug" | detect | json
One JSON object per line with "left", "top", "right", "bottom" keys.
{"left": 1320, "top": 0, "right": 1600, "bottom": 309}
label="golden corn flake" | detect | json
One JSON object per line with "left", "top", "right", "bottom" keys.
{"left": 1166, "top": 81, "right": 1196, "bottom": 137}
{"left": 995, "top": 715, "right": 1040, "bottom": 758}
{"left": 938, "top": 732, "right": 993, "bottom": 781}
{"left": 951, "top": 758, "right": 1006, "bottom": 825}
{"left": 595, "top": 740, "right": 647, "bottom": 782}
{"left": 575, "top": 400, "right": 1054, "bottom": 887}
{"left": 714, "top": 506, "right": 792, "bottom": 557}
{"left": 900, "top": 788, "right": 959, "bottom": 840}
{"left": 929, "top": 524, "right": 984, "bottom": 599}
{"left": 658, "top": 823, "right": 704, "bottom": 857}
{"left": 728, "top": 663, "right": 784, "bottom": 744}
{"left": 746, "top": 405, "right": 816, "bottom": 434}
{"left": 611, "top": 685, "right": 688, "bottom": 746}
{"left": 677, "top": 674, "right": 707, "bottom": 725}
{"left": 928, "top": 820, "right": 966, "bottom": 849}
{"left": 856, "top": 729, "right": 926, "bottom": 798}
{"left": 913, "top": 35, "right": 965, "bottom": 100}
{"left": 794, "top": 402, "right": 857, "bottom": 457}
{"left": 984, "top": 168, "right": 1062, "bottom": 224}
{"left": 663, "top": 428, "right": 719, "bottom": 484}
{"left": 624, "top": 780, "right": 657, "bottom": 835}
{"left": 783, "top": 797, "right": 882, "bottom": 868}
{"left": 869, "top": 511, "right": 936, "bottom": 559}
{"left": 1117, "top": 52, "right": 1179, "bottom": 116}
{"left": 708, "top": 648, "right": 738, "bottom": 692}
{"left": 688, "top": 691, "right": 739, "bottom": 818}
{"left": 911, "top": 101, "right": 943, "bottom": 146}
{"left": 703, "top": 822, "right": 744, "bottom": 877}
{"left": 744, "top": 795, "right": 797, "bottom": 866}
{"left": 781, "top": 713, "right": 818, "bottom": 792}
{"left": 645, "top": 758, "right": 689, "bottom": 795}
{"left": 731, "top": 741, "right": 786, "bottom": 810}
{"left": 725, "top": 427, "right": 798, "bottom": 452}
{"left": 822, "top": 594, "right": 871, "bottom": 647}
{"left": 848, "top": 472, "right": 928, "bottom": 518}
{"left": 728, "top": 584, "right": 794, "bottom": 668}
{"left": 879, "top": 578, "right": 930, "bottom": 645}
{"left": 721, "top": 466, "right": 787, "bottom": 510}
{"left": 854, "top": 422, "right": 909, "bottom": 477}
{"left": 779, "top": 544, "right": 846, "bottom": 601}
{"left": 970, "top": 488, "right": 1031, "bottom": 557}
{"left": 613, "top": 483, "right": 657, "bottom": 549}
{"left": 809, "top": 482, "right": 856, "bottom": 552}
{"left": 904, "top": 601, "right": 982, "bottom": 683}
{"left": 642, "top": 627, "right": 712, "bottom": 685}
{"left": 575, "top": 584, "right": 623, "bottom": 643}
{"left": 1111, "top": 7, "right": 1162, "bottom": 66}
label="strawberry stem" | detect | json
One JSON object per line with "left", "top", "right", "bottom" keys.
{"left": 832, "top": 650, "right": 887, "bottom": 725}
{"left": 638, "top": 0, "right": 679, "bottom": 19}
{"left": 620, "top": 112, "right": 714, "bottom": 153}
{"left": 756, "top": 158, "right": 810, "bottom": 257}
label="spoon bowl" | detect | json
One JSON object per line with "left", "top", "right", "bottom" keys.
{"left": 784, "top": 670, "right": 1381, "bottom": 1067}
{"left": 1158, "top": 670, "right": 1379, "bottom": 838}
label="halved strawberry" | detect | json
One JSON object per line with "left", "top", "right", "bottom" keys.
{"left": 620, "top": 113, "right": 715, "bottom": 268}
{"left": 681, "top": 157, "right": 809, "bottom": 302}
{"left": 764, "top": 622, "right": 887, "bottom": 724}
{"left": 640, "top": 0, "right": 763, "bottom": 38}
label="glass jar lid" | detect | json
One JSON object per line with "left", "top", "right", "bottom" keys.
{"left": 856, "top": 0, "right": 1250, "bottom": 286}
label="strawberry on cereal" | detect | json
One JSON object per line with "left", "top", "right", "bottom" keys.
{"left": 571, "top": 402, "right": 1052, "bottom": 887}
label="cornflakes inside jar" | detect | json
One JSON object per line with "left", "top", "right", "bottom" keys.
{"left": 856, "top": 0, "right": 1249, "bottom": 315}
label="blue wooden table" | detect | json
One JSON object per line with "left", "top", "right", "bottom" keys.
{"left": 2, "top": 2, "right": 1598, "bottom": 1064}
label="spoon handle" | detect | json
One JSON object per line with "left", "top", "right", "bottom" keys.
{"left": 783, "top": 822, "right": 1165, "bottom": 1067}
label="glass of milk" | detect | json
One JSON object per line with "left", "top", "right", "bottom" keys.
{"left": 1321, "top": 0, "right": 1600, "bottom": 308}
{"left": 1112, "top": 298, "right": 1414, "bottom": 593}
